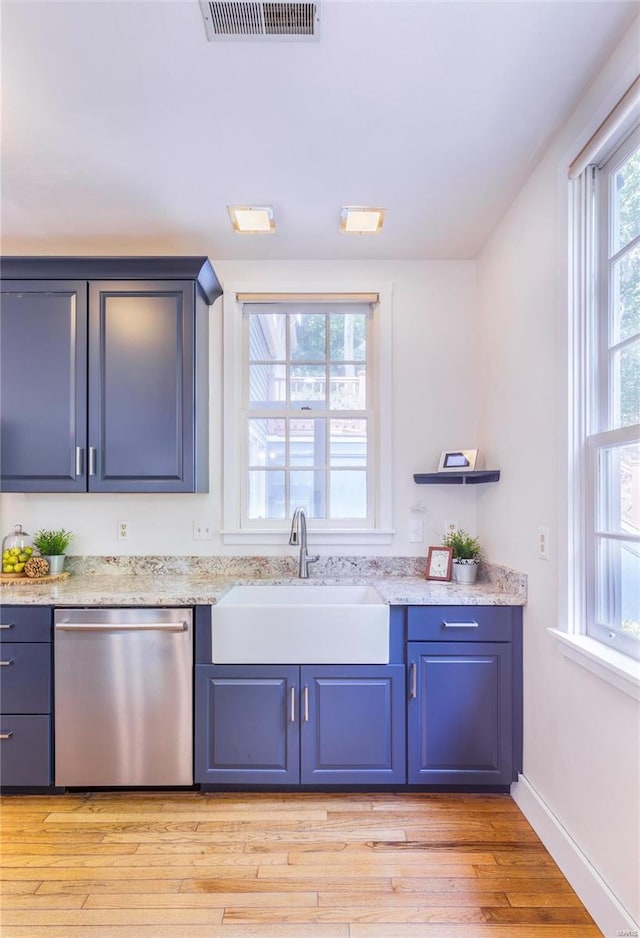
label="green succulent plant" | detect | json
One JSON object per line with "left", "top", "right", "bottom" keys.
{"left": 442, "top": 528, "right": 481, "bottom": 560}
{"left": 32, "top": 529, "right": 73, "bottom": 556}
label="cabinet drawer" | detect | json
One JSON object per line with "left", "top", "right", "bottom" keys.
{"left": 0, "top": 606, "right": 51, "bottom": 643}
{"left": 0, "top": 715, "right": 51, "bottom": 787}
{"left": 0, "top": 643, "right": 51, "bottom": 714}
{"left": 407, "top": 606, "right": 514, "bottom": 642}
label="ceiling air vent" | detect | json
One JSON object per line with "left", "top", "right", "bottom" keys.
{"left": 200, "top": 1, "right": 320, "bottom": 41}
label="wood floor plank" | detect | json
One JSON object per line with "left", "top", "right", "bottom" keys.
{"left": 0, "top": 926, "right": 349, "bottom": 938}
{"left": 181, "top": 876, "right": 393, "bottom": 894}
{"left": 2, "top": 909, "right": 225, "bottom": 926}
{"left": 391, "top": 876, "right": 575, "bottom": 895}
{"left": 1, "top": 896, "right": 88, "bottom": 910}
{"left": 318, "top": 890, "right": 511, "bottom": 908}
{"left": 349, "top": 926, "right": 603, "bottom": 938}
{"left": 84, "top": 890, "right": 318, "bottom": 909}
{"left": 34, "top": 879, "right": 185, "bottom": 895}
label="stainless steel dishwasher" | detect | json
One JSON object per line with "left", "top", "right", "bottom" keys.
{"left": 54, "top": 608, "right": 193, "bottom": 787}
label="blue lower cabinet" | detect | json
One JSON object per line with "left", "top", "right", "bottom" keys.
{"left": 0, "top": 606, "right": 53, "bottom": 789}
{"left": 407, "top": 641, "right": 512, "bottom": 786}
{"left": 195, "top": 663, "right": 406, "bottom": 786}
{"left": 300, "top": 665, "right": 405, "bottom": 784}
{"left": 0, "top": 715, "right": 51, "bottom": 787}
{"left": 195, "top": 665, "right": 299, "bottom": 784}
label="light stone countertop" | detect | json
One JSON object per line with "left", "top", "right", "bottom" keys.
{"left": 0, "top": 564, "right": 526, "bottom": 607}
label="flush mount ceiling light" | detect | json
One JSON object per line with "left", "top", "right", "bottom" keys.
{"left": 228, "top": 205, "right": 276, "bottom": 234}
{"left": 339, "top": 206, "right": 386, "bottom": 234}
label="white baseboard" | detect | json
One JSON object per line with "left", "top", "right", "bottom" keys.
{"left": 511, "top": 775, "right": 638, "bottom": 938}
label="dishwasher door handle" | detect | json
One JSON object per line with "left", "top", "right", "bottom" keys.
{"left": 55, "top": 622, "right": 189, "bottom": 632}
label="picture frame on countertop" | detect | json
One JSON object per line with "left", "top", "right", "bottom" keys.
{"left": 425, "top": 546, "right": 453, "bottom": 581}
{"left": 437, "top": 449, "right": 478, "bottom": 472}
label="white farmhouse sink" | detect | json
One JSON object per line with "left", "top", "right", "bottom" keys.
{"left": 211, "top": 584, "right": 389, "bottom": 664}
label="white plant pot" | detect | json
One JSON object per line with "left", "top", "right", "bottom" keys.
{"left": 452, "top": 558, "right": 479, "bottom": 585}
{"left": 43, "top": 554, "right": 65, "bottom": 575}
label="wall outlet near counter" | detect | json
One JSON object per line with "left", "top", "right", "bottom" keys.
{"left": 117, "top": 520, "right": 130, "bottom": 541}
{"left": 444, "top": 519, "right": 459, "bottom": 537}
{"left": 193, "top": 521, "right": 213, "bottom": 541}
{"left": 537, "top": 526, "right": 550, "bottom": 560}
{"left": 409, "top": 518, "right": 423, "bottom": 543}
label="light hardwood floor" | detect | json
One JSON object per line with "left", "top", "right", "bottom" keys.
{"left": 0, "top": 791, "right": 601, "bottom": 938}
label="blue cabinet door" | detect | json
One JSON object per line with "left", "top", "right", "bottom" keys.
{"left": 0, "top": 715, "right": 51, "bottom": 788}
{"left": 0, "top": 281, "right": 87, "bottom": 492}
{"left": 195, "top": 665, "right": 299, "bottom": 784}
{"left": 407, "top": 642, "right": 512, "bottom": 786}
{"left": 300, "top": 665, "right": 406, "bottom": 784}
{"left": 88, "top": 280, "right": 202, "bottom": 493}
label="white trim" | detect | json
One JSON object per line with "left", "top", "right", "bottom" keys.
{"left": 549, "top": 628, "right": 640, "bottom": 700}
{"left": 512, "top": 775, "right": 639, "bottom": 937}
{"left": 222, "top": 280, "right": 393, "bottom": 545}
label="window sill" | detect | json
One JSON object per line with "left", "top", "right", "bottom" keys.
{"left": 221, "top": 528, "right": 395, "bottom": 546}
{"left": 549, "top": 629, "right": 640, "bottom": 701}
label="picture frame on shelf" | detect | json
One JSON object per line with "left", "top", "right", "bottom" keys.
{"left": 425, "top": 546, "right": 453, "bottom": 581}
{"left": 437, "top": 449, "right": 478, "bottom": 472}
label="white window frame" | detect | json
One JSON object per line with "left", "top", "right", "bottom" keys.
{"left": 221, "top": 281, "right": 394, "bottom": 545}
{"left": 561, "top": 120, "right": 640, "bottom": 684}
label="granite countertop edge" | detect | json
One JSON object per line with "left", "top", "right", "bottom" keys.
{"left": 0, "top": 573, "right": 526, "bottom": 607}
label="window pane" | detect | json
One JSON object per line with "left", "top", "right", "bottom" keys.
{"left": 290, "top": 418, "right": 326, "bottom": 467}
{"left": 597, "top": 442, "right": 640, "bottom": 534}
{"left": 248, "top": 470, "right": 285, "bottom": 519}
{"left": 613, "top": 341, "right": 640, "bottom": 427}
{"left": 330, "top": 313, "right": 366, "bottom": 361}
{"left": 248, "top": 419, "right": 285, "bottom": 467}
{"left": 290, "top": 470, "right": 325, "bottom": 518}
{"left": 329, "top": 364, "right": 366, "bottom": 409}
{"left": 613, "top": 146, "right": 640, "bottom": 254}
{"left": 612, "top": 243, "right": 640, "bottom": 344}
{"left": 290, "top": 313, "right": 325, "bottom": 361}
{"left": 249, "top": 363, "right": 286, "bottom": 408}
{"left": 595, "top": 537, "right": 640, "bottom": 641}
{"left": 330, "top": 419, "right": 367, "bottom": 466}
{"left": 330, "top": 470, "right": 367, "bottom": 518}
{"left": 290, "top": 364, "right": 326, "bottom": 405}
{"left": 249, "top": 313, "right": 286, "bottom": 360}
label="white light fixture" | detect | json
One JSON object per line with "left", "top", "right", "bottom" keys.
{"left": 228, "top": 205, "right": 276, "bottom": 234}
{"left": 340, "top": 206, "right": 386, "bottom": 234}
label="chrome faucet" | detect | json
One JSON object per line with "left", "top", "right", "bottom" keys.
{"left": 289, "top": 507, "right": 319, "bottom": 578}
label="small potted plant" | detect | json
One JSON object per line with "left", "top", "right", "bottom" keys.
{"left": 32, "top": 528, "right": 73, "bottom": 575}
{"left": 442, "top": 528, "right": 481, "bottom": 585}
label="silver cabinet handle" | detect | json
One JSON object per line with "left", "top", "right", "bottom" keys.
{"left": 88, "top": 446, "right": 97, "bottom": 476}
{"left": 443, "top": 621, "right": 479, "bottom": 628}
{"left": 0, "top": 624, "right": 14, "bottom": 630}
{"left": 55, "top": 622, "right": 187, "bottom": 632}
{"left": 0, "top": 733, "right": 13, "bottom": 740}
{"left": 75, "top": 446, "right": 84, "bottom": 476}
{"left": 0, "top": 660, "right": 14, "bottom": 666}
{"left": 410, "top": 662, "right": 417, "bottom": 698}
{"left": 290, "top": 686, "right": 296, "bottom": 723}
{"left": 303, "top": 686, "right": 309, "bottom": 722}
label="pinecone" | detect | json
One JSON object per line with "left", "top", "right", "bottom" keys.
{"left": 25, "top": 556, "right": 50, "bottom": 578}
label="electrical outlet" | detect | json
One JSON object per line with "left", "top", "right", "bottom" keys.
{"left": 117, "top": 520, "right": 130, "bottom": 541}
{"left": 444, "top": 519, "right": 459, "bottom": 537}
{"left": 409, "top": 518, "right": 423, "bottom": 543}
{"left": 193, "top": 521, "right": 213, "bottom": 541}
{"left": 537, "top": 525, "right": 550, "bottom": 560}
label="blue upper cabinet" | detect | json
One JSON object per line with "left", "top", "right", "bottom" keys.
{"left": 0, "top": 257, "right": 221, "bottom": 493}
{"left": 0, "top": 281, "right": 88, "bottom": 492}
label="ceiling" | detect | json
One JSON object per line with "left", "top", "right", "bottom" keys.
{"left": 1, "top": 0, "right": 638, "bottom": 261}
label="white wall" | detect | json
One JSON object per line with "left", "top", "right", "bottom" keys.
{"left": 0, "top": 259, "right": 480, "bottom": 557}
{"left": 476, "top": 20, "right": 640, "bottom": 933}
